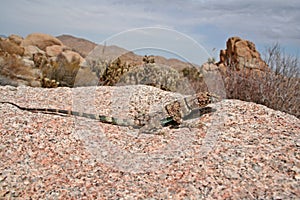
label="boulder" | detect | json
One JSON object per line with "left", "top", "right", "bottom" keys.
{"left": 22, "top": 57, "right": 35, "bottom": 67}
{"left": 21, "top": 33, "right": 63, "bottom": 51}
{"left": 23, "top": 45, "right": 45, "bottom": 58}
{"left": 8, "top": 34, "right": 23, "bottom": 45}
{"left": 0, "top": 38, "right": 24, "bottom": 56}
{"left": 61, "top": 50, "right": 84, "bottom": 64}
{"left": 46, "top": 45, "right": 64, "bottom": 57}
{"left": 214, "top": 37, "right": 283, "bottom": 111}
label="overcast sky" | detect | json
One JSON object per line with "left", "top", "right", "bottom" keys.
{"left": 1, "top": 0, "right": 299, "bottom": 64}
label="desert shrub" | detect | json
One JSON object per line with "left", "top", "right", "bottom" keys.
{"left": 207, "top": 57, "right": 216, "bottom": 64}
{"left": 142, "top": 55, "right": 155, "bottom": 64}
{"left": 40, "top": 77, "right": 59, "bottom": 88}
{"left": 81, "top": 56, "right": 133, "bottom": 86}
{"left": 263, "top": 43, "right": 300, "bottom": 78}
{"left": 39, "top": 53, "right": 80, "bottom": 87}
{"left": 181, "top": 66, "right": 208, "bottom": 93}
{"left": 117, "top": 63, "right": 197, "bottom": 94}
{"left": 98, "top": 58, "right": 133, "bottom": 86}
{"left": 83, "top": 55, "right": 155, "bottom": 86}
{"left": 0, "top": 52, "right": 41, "bottom": 86}
{"left": 83, "top": 58, "right": 108, "bottom": 79}
{"left": 101, "top": 55, "right": 157, "bottom": 86}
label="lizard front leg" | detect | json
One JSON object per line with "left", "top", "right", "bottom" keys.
{"left": 138, "top": 100, "right": 183, "bottom": 135}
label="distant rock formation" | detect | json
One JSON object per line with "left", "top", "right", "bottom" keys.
{"left": 21, "top": 33, "right": 63, "bottom": 51}
{"left": 217, "top": 36, "right": 270, "bottom": 76}
{"left": 213, "top": 36, "right": 272, "bottom": 97}
{"left": 0, "top": 33, "right": 84, "bottom": 87}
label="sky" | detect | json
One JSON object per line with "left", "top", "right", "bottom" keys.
{"left": 1, "top": 0, "right": 299, "bottom": 65}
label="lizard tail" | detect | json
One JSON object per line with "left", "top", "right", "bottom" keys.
{"left": 0, "top": 101, "right": 141, "bottom": 129}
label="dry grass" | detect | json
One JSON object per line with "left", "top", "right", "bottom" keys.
{"left": 39, "top": 53, "right": 80, "bottom": 87}
{"left": 0, "top": 52, "right": 40, "bottom": 86}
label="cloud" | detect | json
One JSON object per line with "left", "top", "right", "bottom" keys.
{"left": 1, "top": 0, "right": 299, "bottom": 62}
{"left": 205, "top": 1, "right": 300, "bottom": 43}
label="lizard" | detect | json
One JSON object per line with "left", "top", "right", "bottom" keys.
{"left": 138, "top": 92, "right": 220, "bottom": 134}
{"left": 0, "top": 92, "right": 220, "bottom": 134}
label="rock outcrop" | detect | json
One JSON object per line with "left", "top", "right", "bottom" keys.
{"left": 61, "top": 50, "right": 84, "bottom": 64}
{"left": 46, "top": 45, "right": 65, "bottom": 57}
{"left": 8, "top": 34, "right": 23, "bottom": 45}
{"left": 217, "top": 36, "right": 270, "bottom": 74}
{"left": 21, "top": 33, "right": 63, "bottom": 51}
{"left": 23, "top": 45, "right": 45, "bottom": 58}
{"left": 213, "top": 36, "right": 271, "bottom": 89}
{"left": 0, "top": 33, "right": 84, "bottom": 87}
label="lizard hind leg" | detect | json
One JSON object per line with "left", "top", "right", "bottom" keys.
{"left": 138, "top": 110, "right": 165, "bottom": 135}
{"left": 138, "top": 117, "right": 162, "bottom": 134}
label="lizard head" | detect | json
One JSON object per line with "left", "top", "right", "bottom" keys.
{"left": 196, "top": 92, "right": 220, "bottom": 106}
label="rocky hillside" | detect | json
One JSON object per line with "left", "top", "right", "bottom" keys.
{"left": 0, "top": 33, "right": 201, "bottom": 91}
{"left": 57, "top": 34, "right": 97, "bottom": 58}
{"left": 57, "top": 34, "right": 201, "bottom": 91}
{"left": 57, "top": 34, "right": 199, "bottom": 72}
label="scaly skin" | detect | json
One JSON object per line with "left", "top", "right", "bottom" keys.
{"left": 139, "top": 92, "right": 220, "bottom": 134}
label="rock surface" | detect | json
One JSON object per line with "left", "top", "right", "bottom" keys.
{"left": 8, "top": 34, "right": 23, "bottom": 45}
{"left": 0, "top": 85, "right": 299, "bottom": 199}
{"left": 61, "top": 50, "right": 84, "bottom": 65}
{"left": 45, "top": 45, "right": 65, "bottom": 57}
